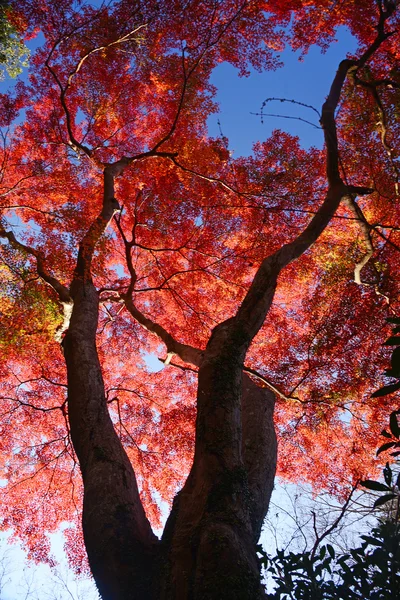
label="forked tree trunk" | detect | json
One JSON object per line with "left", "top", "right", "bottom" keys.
{"left": 0, "top": 6, "right": 392, "bottom": 595}
{"left": 63, "top": 279, "right": 277, "bottom": 600}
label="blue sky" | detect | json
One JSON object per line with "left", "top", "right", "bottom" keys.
{"left": 208, "top": 27, "right": 357, "bottom": 155}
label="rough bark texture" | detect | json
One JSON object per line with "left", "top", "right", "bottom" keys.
{"left": 123, "top": 300, "right": 277, "bottom": 597}
{"left": 64, "top": 285, "right": 276, "bottom": 599}
{"left": 63, "top": 280, "right": 159, "bottom": 600}
{"left": 158, "top": 322, "right": 273, "bottom": 600}
{"left": 241, "top": 375, "right": 277, "bottom": 541}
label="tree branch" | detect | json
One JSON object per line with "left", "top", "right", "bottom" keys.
{"left": 310, "top": 483, "right": 358, "bottom": 560}
{"left": 123, "top": 296, "right": 203, "bottom": 367}
{"left": 355, "top": 71, "right": 400, "bottom": 195}
{"left": 0, "top": 221, "right": 73, "bottom": 341}
{"left": 74, "top": 165, "right": 122, "bottom": 280}
{"left": 226, "top": 17, "right": 394, "bottom": 346}
{"left": 342, "top": 195, "right": 375, "bottom": 285}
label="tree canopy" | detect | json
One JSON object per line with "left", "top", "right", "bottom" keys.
{"left": 0, "top": 0, "right": 28, "bottom": 79}
{"left": 0, "top": 0, "right": 399, "bottom": 597}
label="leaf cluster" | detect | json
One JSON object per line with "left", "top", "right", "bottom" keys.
{"left": 0, "top": 2, "right": 29, "bottom": 79}
{"left": 261, "top": 508, "right": 400, "bottom": 599}
{"left": 371, "top": 318, "right": 400, "bottom": 399}
{"left": 260, "top": 321, "right": 400, "bottom": 599}
{"left": 371, "top": 318, "right": 400, "bottom": 457}
{"left": 362, "top": 461, "right": 400, "bottom": 510}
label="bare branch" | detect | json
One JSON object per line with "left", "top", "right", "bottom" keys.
{"left": 310, "top": 483, "right": 359, "bottom": 559}
{"left": 0, "top": 223, "right": 70, "bottom": 301}
{"left": 355, "top": 71, "right": 400, "bottom": 194}
{"left": 243, "top": 366, "right": 301, "bottom": 403}
{"left": 74, "top": 164, "right": 122, "bottom": 280}
{"left": 123, "top": 296, "right": 203, "bottom": 367}
{"left": 342, "top": 195, "right": 375, "bottom": 285}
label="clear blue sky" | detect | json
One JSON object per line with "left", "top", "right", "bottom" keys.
{"left": 208, "top": 26, "right": 357, "bottom": 155}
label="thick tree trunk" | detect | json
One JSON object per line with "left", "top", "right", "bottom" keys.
{"left": 56, "top": 55, "right": 366, "bottom": 598}
{"left": 58, "top": 161, "right": 276, "bottom": 598}
{"left": 63, "top": 279, "right": 159, "bottom": 600}
{"left": 4, "top": 13, "right": 391, "bottom": 597}
{"left": 63, "top": 282, "right": 276, "bottom": 599}
{"left": 158, "top": 321, "right": 275, "bottom": 599}
{"left": 241, "top": 374, "right": 277, "bottom": 541}
{"left": 60, "top": 43, "right": 376, "bottom": 600}
{"left": 124, "top": 300, "right": 277, "bottom": 598}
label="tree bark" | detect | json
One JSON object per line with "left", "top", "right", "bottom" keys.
{"left": 158, "top": 321, "right": 273, "bottom": 599}
{"left": 57, "top": 160, "right": 276, "bottom": 599}
{"left": 63, "top": 279, "right": 159, "bottom": 600}
{"left": 24, "top": 54, "right": 372, "bottom": 597}
{"left": 63, "top": 283, "right": 276, "bottom": 600}
{"left": 124, "top": 300, "right": 277, "bottom": 598}
{"left": 1, "top": 3, "right": 395, "bottom": 596}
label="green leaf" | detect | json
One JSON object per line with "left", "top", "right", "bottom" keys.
{"left": 384, "top": 462, "right": 392, "bottom": 487}
{"left": 392, "top": 326, "right": 400, "bottom": 334}
{"left": 377, "top": 441, "right": 397, "bottom": 456}
{"left": 371, "top": 381, "right": 400, "bottom": 397}
{"left": 391, "top": 347, "right": 400, "bottom": 372}
{"left": 386, "top": 317, "right": 400, "bottom": 325}
{"left": 360, "top": 535, "right": 383, "bottom": 547}
{"left": 326, "top": 544, "right": 335, "bottom": 559}
{"left": 384, "top": 336, "right": 400, "bottom": 346}
{"left": 373, "top": 493, "right": 396, "bottom": 508}
{"left": 381, "top": 430, "right": 392, "bottom": 438}
{"left": 390, "top": 411, "right": 400, "bottom": 438}
{"left": 360, "top": 479, "right": 391, "bottom": 491}
{"left": 322, "top": 560, "right": 332, "bottom": 575}
{"left": 0, "top": 7, "right": 29, "bottom": 80}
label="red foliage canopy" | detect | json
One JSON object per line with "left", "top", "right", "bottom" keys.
{"left": 0, "top": 0, "right": 399, "bottom": 572}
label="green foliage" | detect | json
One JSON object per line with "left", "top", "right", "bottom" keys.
{"left": 260, "top": 544, "right": 339, "bottom": 599}
{"left": 361, "top": 462, "right": 399, "bottom": 509}
{"left": 372, "top": 319, "right": 400, "bottom": 392}
{"left": 260, "top": 483, "right": 400, "bottom": 599}
{"left": 260, "top": 403, "right": 400, "bottom": 599}
{"left": 336, "top": 520, "right": 400, "bottom": 599}
{"left": 0, "top": 3, "right": 29, "bottom": 79}
{"left": 0, "top": 275, "right": 62, "bottom": 348}
{"left": 370, "top": 319, "right": 400, "bottom": 456}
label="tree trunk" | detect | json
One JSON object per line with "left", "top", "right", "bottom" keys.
{"left": 158, "top": 320, "right": 276, "bottom": 599}
{"left": 63, "top": 278, "right": 159, "bottom": 600}
{"left": 63, "top": 281, "right": 276, "bottom": 599}
{"left": 3, "top": 9, "right": 392, "bottom": 596}
{"left": 60, "top": 35, "right": 378, "bottom": 600}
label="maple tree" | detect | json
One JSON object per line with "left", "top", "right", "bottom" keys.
{"left": 0, "top": 0, "right": 400, "bottom": 598}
